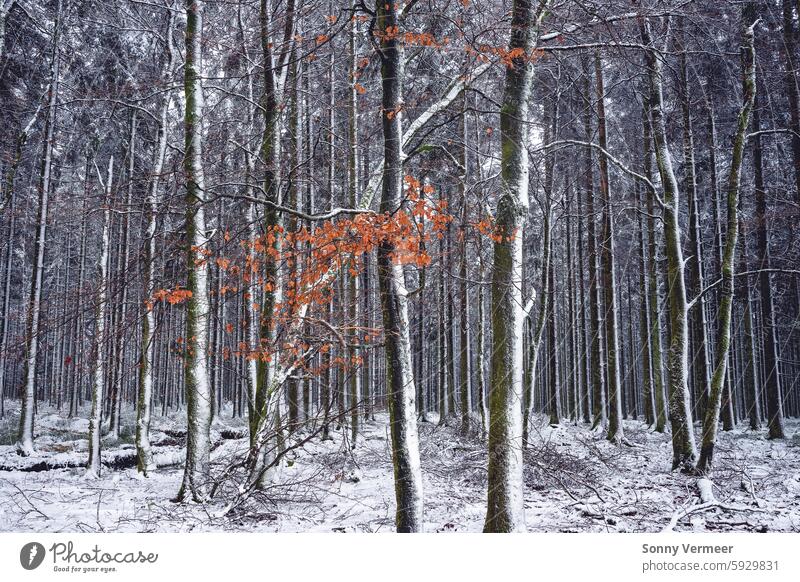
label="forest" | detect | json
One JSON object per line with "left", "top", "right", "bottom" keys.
{"left": 0, "top": 0, "right": 799, "bottom": 534}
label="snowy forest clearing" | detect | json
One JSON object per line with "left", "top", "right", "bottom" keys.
{"left": 1, "top": 406, "right": 798, "bottom": 533}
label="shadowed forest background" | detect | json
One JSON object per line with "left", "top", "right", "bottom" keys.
{"left": 0, "top": 0, "right": 799, "bottom": 533}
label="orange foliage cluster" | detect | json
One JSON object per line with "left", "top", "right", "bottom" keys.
{"left": 467, "top": 44, "right": 544, "bottom": 68}
{"left": 154, "top": 175, "right": 507, "bottom": 375}
{"left": 149, "top": 287, "right": 193, "bottom": 309}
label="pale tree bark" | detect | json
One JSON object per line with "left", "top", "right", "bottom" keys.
{"left": 178, "top": 0, "right": 212, "bottom": 502}
{"left": 697, "top": 9, "right": 757, "bottom": 473}
{"left": 375, "top": 0, "right": 424, "bottom": 532}
{"left": 236, "top": 3, "right": 259, "bottom": 438}
{"left": 137, "top": 7, "right": 175, "bottom": 476}
{"left": 16, "top": 0, "right": 63, "bottom": 456}
{"left": 523, "top": 92, "right": 555, "bottom": 443}
{"left": 476, "top": 235, "right": 488, "bottom": 437}
{"left": 87, "top": 156, "right": 113, "bottom": 478}
{"left": 484, "top": 0, "right": 548, "bottom": 534}
{"left": 640, "top": 17, "right": 698, "bottom": 470}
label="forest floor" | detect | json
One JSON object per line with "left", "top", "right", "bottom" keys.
{"left": 0, "top": 404, "right": 799, "bottom": 533}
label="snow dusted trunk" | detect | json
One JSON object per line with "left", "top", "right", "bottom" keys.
{"left": 636, "top": 185, "right": 655, "bottom": 427}
{"left": 678, "top": 25, "right": 712, "bottom": 421}
{"left": 236, "top": 5, "right": 259, "bottom": 434}
{"left": 375, "top": 0, "right": 424, "bottom": 532}
{"left": 109, "top": 112, "right": 137, "bottom": 439}
{"left": 582, "top": 55, "right": 606, "bottom": 432}
{"left": 178, "top": 0, "right": 212, "bottom": 502}
{"left": 348, "top": 2, "right": 361, "bottom": 446}
{"left": 16, "top": 0, "right": 63, "bottom": 457}
{"left": 0, "top": 101, "right": 41, "bottom": 414}
{"left": 595, "top": 53, "right": 624, "bottom": 444}
{"left": 458, "top": 105, "right": 471, "bottom": 437}
{"left": 88, "top": 156, "right": 113, "bottom": 478}
{"left": 476, "top": 236, "right": 488, "bottom": 437}
{"left": 0, "top": 182, "right": 14, "bottom": 417}
{"left": 642, "top": 95, "right": 667, "bottom": 433}
{"left": 137, "top": 9, "right": 175, "bottom": 477}
{"left": 524, "top": 91, "right": 554, "bottom": 441}
{"left": 697, "top": 11, "right": 757, "bottom": 473}
{"left": 248, "top": 0, "right": 295, "bottom": 488}
{"left": 640, "top": 17, "right": 698, "bottom": 471}
{"left": 484, "top": 0, "right": 546, "bottom": 534}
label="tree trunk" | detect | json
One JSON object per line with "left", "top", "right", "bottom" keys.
{"left": 15, "top": 0, "right": 63, "bottom": 456}
{"left": 178, "top": 0, "right": 212, "bottom": 502}
{"left": 484, "top": 0, "right": 545, "bottom": 534}
{"left": 752, "top": 84, "right": 786, "bottom": 440}
{"left": 87, "top": 156, "right": 113, "bottom": 478}
{"left": 595, "top": 53, "right": 623, "bottom": 443}
{"left": 641, "top": 17, "right": 698, "bottom": 470}
{"left": 697, "top": 11, "right": 757, "bottom": 473}
{"left": 375, "top": 0, "right": 424, "bottom": 532}
{"left": 137, "top": 9, "right": 174, "bottom": 476}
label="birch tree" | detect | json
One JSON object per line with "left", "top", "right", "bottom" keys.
{"left": 178, "top": 0, "right": 213, "bottom": 502}
{"left": 87, "top": 156, "right": 113, "bottom": 478}
{"left": 137, "top": 6, "right": 175, "bottom": 476}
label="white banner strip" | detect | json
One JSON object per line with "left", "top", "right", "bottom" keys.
{"left": 1, "top": 533, "right": 798, "bottom": 581}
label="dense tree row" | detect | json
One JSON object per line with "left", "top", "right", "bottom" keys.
{"left": 1, "top": 0, "right": 799, "bottom": 531}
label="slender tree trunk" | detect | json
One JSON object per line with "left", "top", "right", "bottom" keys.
{"left": 348, "top": 2, "right": 361, "bottom": 445}
{"left": 697, "top": 10, "right": 756, "bottom": 473}
{"left": 595, "top": 53, "right": 623, "bottom": 443}
{"left": 641, "top": 17, "right": 698, "bottom": 470}
{"left": 87, "top": 156, "right": 113, "bottom": 478}
{"left": 249, "top": 0, "right": 296, "bottom": 487}
{"left": 738, "top": 216, "right": 761, "bottom": 430}
{"left": 582, "top": 56, "right": 606, "bottom": 431}
{"left": 178, "top": 0, "right": 212, "bottom": 502}
{"left": 679, "top": 28, "right": 712, "bottom": 421}
{"left": 137, "top": 10, "right": 174, "bottom": 476}
{"left": 637, "top": 183, "right": 655, "bottom": 427}
{"left": 16, "top": 0, "right": 63, "bottom": 456}
{"left": 641, "top": 93, "right": 668, "bottom": 433}
{"left": 782, "top": 0, "right": 800, "bottom": 204}
{"left": 752, "top": 86, "right": 786, "bottom": 440}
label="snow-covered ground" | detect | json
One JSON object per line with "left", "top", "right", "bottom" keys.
{"left": 1, "top": 405, "right": 799, "bottom": 532}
